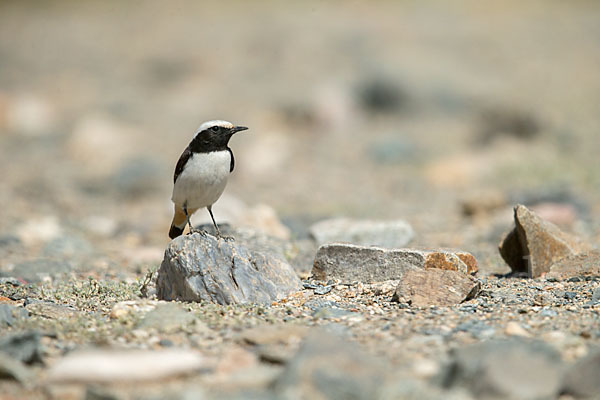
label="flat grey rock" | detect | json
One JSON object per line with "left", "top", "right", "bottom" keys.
{"left": 312, "top": 244, "right": 477, "bottom": 283}
{"left": 157, "top": 232, "right": 302, "bottom": 305}
{"left": 309, "top": 218, "right": 414, "bottom": 248}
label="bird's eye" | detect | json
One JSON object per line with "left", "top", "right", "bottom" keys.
{"left": 211, "top": 126, "right": 220, "bottom": 132}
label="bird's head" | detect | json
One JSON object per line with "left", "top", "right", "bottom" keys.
{"left": 195, "top": 120, "right": 248, "bottom": 140}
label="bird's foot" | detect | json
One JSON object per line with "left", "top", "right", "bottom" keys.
{"left": 216, "top": 233, "right": 235, "bottom": 242}
{"left": 188, "top": 228, "right": 208, "bottom": 237}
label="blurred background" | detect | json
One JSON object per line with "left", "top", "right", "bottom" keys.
{"left": 1, "top": 0, "right": 599, "bottom": 275}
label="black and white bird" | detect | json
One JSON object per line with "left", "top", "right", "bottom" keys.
{"left": 169, "top": 120, "right": 248, "bottom": 239}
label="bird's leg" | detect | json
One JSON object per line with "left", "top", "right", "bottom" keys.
{"left": 183, "top": 204, "right": 205, "bottom": 236}
{"left": 207, "top": 206, "right": 233, "bottom": 241}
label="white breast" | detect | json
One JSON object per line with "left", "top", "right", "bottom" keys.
{"left": 171, "top": 150, "right": 231, "bottom": 210}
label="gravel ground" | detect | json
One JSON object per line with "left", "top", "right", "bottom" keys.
{"left": 1, "top": 1, "right": 599, "bottom": 399}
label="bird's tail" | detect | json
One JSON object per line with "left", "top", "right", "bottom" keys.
{"left": 168, "top": 205, "right": 188, "bottom": 239}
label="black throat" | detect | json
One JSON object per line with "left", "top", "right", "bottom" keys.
{"left": 188, "top": 129, "right": 233, "bottom": 153}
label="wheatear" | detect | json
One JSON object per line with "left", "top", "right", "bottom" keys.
{"left": 169, "top": 120, "right": 248, "bottom": 239}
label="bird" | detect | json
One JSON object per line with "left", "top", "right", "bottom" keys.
{"left": 168, "top": 120, "right": 248, "bottom": 240}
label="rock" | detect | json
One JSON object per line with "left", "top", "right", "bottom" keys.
{"left": 239, "top": 324, "right": 308, "bottom": 347}
{"left": 213, "top": 346, "right": 260, "bottom": 377}
{"left": 272, "top": 330, "right": 389, "bottom": 399}
{"left": 202, "top": 346, "right": 281, "bottom": 392}
{"left": 157, "top": 232, "right": 302, "bottom": 304}
{"left": 47, "top": 349, "right": 211, "bottom": 383}
{"left": 561, "top": 351, "right": 600, "bottom": 399}
{"left": 0, "top": 331, "right": 43, "bottom": 365}
{"left": 312, "top": 244, "right": 477, "bottom": 282}
{"left": 545, "top": 251, "right": 600, "bottom": 281}
{"left": 0, "top": 354, "right": 32, "bottom": 384}
{"left": 25, "top": 301, "right": 78, "bottom": 319}
{"left": 309, "top": 218, "right": 414, "bottom": 248}
{"left": 137, "top": 302, "right": 199, "bottom": 333}
{"left": 110, "top": 300, "right": 160, "bottom": 320}
{"left": 504, "top": 322, "right": 531, "bottom": 338}
{"left": 592, "top": 287, "right": 600, "bottom": 303}
{"left": 0, "top": 277, "right": 21, "bottom": 286}
{"left": 4, "top": 259, "right": 72, "bottom": 283}
{"left": 240, "top": 324, "right": 308, "bottom": 364}
{"left": 439, "top": 339, "right": 563, "bottom": 400}
{"left": 499, "top": 205, "right": 593, "bottom": 278}
{"left": 312, "top": 307, "right": 363, "bottom": 321}
{"left": 392, "top": 269, "right": 480, "bottom": 307}
{"left": 0, "top": 304, "right": 28, "bottom": 326}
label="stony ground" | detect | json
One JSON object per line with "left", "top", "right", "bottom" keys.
{"left": 0, "top": 1, "right": 599, "bottom": 399}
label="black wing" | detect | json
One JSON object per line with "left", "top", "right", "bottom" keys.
{"left": 173, "top": 146, "right": 192, "bottom": 184}
{"left": 228, "top": 147, "right": 235, "bottom": 172}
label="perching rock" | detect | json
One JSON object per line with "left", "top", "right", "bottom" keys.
{"left": 392, "top": 269, "right": 480, "bottom": 307}
{"left": 499, "top": 204, "right": 593, "bottom": 278}
{"left": 309, "top": 218, "right": 414, "bottom": 248}
{"left": 157, "top": 232, "right": 302, "bottom": 305}
{"left": 312, "top": 244, "right": 477, "bottom": 282}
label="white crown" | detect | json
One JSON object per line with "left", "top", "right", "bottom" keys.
{"left": 195, "top": 120, "right": 234, "bottom": 136}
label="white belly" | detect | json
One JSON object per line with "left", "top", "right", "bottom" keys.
{"left": 171, "top": 151, "right": 231, "bottom": 210}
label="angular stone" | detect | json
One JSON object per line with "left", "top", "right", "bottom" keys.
{"left": 312, "top": 244, "right": 477, "bottom": 282}
{"left": 157, "top": 233, "right": 302, "bottom": 305}
{"left": 439, "top": 339, "right": 563, "bottom": 399}
{"left": 545, "top": 251, "right": 600, "bottom": 281}
{"left": 392, "top": 269, "right": 480, "bottom": 307}
{"left": 309, "top": 218, "right": 414, "bottom": 248}
{"left": 499, "top": 204, "right": 593, "bottom": 278}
